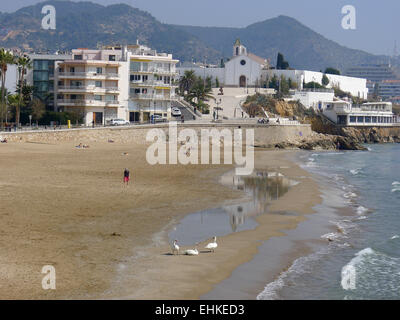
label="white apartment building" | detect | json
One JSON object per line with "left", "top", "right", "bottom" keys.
{"left": 127, "top": 43, "right": 179, "bottom": 123}
{"left": 56, "top": 47, "right": 128, "bottom": 125}
{"left": 321, "top": 101, "right": 395, "bottom": 126}
{"left": 25, "top": 43, "right": 179, "bottom": 126}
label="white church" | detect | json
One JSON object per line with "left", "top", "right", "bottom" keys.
{"left": 177, "top": 39, "right": 368, "bottom": 99}
{"left": 177, "top": 39, "right": 269, "bottom": 88}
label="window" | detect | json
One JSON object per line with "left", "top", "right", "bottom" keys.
{"left": 365, "top": 117, "right": 371, "bottom": 123}
{"left": 240, "top": 59, "right": 246, "bottom": 66}
{"left": 74, "top": 55, "right": 83, "bottom": 60}
{"left": 143, "top": 75, "right": 148, "bottom": 82}
{"left": 95, "top": 81, "right": 102, "bottom": 88}
{"left": 349, "top": 116, "right": 356, "bottom": 123}
{"left": 130, "top": 62, "right": 140, "bottom": 72}
{"left": 69, "top": 67, "right": 75, "bottom": 73}
{"left": 357, "top": 116, "right": 364, "bottom": 123}
{"left": 142, "top": 63, "right": 148, "bottom": 72}
{"left": 130, "top": 74, "right": 141, "bottom": 81}
{"left": 96, "top": 67, "right": 103, "bottom": 74}
{"left": 94, "top": 95, "right": 102, "bottom": 101}
{"left": 372, "top": 116, "right": 377, "bottom": 123}
{"left": 109, "top": 55, "right": 116, "bottom": 61}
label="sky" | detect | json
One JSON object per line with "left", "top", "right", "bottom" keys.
{"left": 1, "top": 0, "right": 400, "bottom": 56}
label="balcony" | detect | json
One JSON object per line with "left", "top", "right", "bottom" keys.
{"left": 130, "top": 80, "right": 177, "bottom": 87}
{"left": 58, "top": 85, "right": 119, "bottom": 93}
{"left": 131, "top": 69, "right": 178, "bottom": 76}
{"left": 58, "top": 72, "right": 119, "bottom": 79}
{"left": 57, "top": 99, "right": 120, "bottom": 107}
{"left": 130, "top": 93, "right": 174, "bottom": 101}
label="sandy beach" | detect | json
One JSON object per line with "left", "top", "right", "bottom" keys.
{"left": 0, "top": 138, "right": 322, "bottom": 299}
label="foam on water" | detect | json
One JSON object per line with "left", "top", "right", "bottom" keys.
{"left": 340, "top": 247, "right": 400, "bottom": 299}
{"left": 356, "top": 206, "right": 368, "bottom": 215}
{"left": 350, "top": 168, "right": 363, "bottom": 175}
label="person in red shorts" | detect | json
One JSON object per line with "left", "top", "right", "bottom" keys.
{"left": 123, "top": 168, "right": 130, "bottom": 186}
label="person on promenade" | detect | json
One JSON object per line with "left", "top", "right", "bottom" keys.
{"left": 123, "top": 168, "right": 130, "bottom": 186}
{"left": 181, "top": 115, "right": 184, "bottom": 123}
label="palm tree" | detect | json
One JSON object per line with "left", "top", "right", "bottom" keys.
{"left": 16, "top": 55, "right": 32, "bottom": 125}
{"left": 179, "top": 70, "right": 196, "bottom": 97}
{"left": 0, "top": 48, "right": 16, "bottom": 128}
{"left": 186, "top": 77, "right": 215, "bottom": 113}
{"left": 6, "top": 93, "right": 19, "bottom": 122}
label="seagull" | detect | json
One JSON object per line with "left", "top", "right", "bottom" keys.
{"left": 171, "top": 240, "right": 179, "bottom": 255}
{"left": 184, "top": 243, "right": 199, "bottom": 256}
{"left": 205, "top": 236, "right": 218, "bottom": 252}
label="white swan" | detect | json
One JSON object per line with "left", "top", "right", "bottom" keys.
{"left": 205, "top": 236, "right": 218, "bottom": 252}
{"left": 184, "top": 244, "right": 199, "bottom": 256}
{"left": 171, "top": 240, "right": 179, "bottom": 255}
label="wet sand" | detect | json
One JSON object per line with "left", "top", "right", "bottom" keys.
{"left": 0, "top": 140, "right": 322, "bottom": 299}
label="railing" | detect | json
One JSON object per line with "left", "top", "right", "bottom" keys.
{"left": 131, "top": 69, "right": 178, "bottom": 75}
{"left": 131, "top": 94, "right": 173, "bottom": 100}
{"left": 130, "top": 80, "right": 173, "bottom": 86}
{"left": 58, "top": 72, "right": 119, "bottom": 78}
{"left": 57, "top": 99, "right": 119, "bottom": 105}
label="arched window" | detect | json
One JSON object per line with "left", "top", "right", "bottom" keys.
{"left": 236, "top": 47, "right": 239, "bottom": 56}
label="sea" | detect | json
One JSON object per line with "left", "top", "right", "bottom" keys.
{"left": 258, "top": 143, "right": 400, "bottom": 300}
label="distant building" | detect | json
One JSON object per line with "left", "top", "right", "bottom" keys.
{"left": 376, "top": 80, "right": 400, "bottom": 101}
{"left": 345, "top": 64, "right": 399, "bottom": 83}
{"left": 321, "top": 101, "right": 395, "bottom": 126}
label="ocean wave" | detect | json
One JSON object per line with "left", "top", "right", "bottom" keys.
{"left": 391, "top": 187, "right": 400, "bottom": 193}
{"left": 341, "top": 248, "right": 374, "bottom": 290}
{"left": 321, "top": 232, "right": 341, "bottom": 241}
{"left": 350, "top": 168, "right": 363, "bottom": 175}
{"left": 392, "top": 181, "right": 400, "bottom": 186}
{"left": 329, "top": 219, "right": 358, "bottom": 235}
{"left": 343, "top": 192, "right": 357, "bottom": 199}
{"left": 357, "top": 216, "right": 367, "bottom": 220}
{"left": 257, "top": 247, "right": 331, "bottom": 300}
{"left": 356, "top": 206, "right": 368, "bottom": 215}
{"left": 341, "top": 247, "right": 400, "bottom": 297}
{"left": 390, "top": 235, "right": 399, "bottom": 240}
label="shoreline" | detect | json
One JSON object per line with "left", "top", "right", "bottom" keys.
{"left": 0, "top": 139, "right": 336, "bottom": 300}
{"left": 106, "top": 149, "right": 325, "bottom": 300}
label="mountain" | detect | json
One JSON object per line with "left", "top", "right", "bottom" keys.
{"left": 173, "top": 15, "right": 388, "bottom": 71}
{"left": 0, "top": 1, "right": 392, "bottom": 72}
{"left": 0, "top": 0, "right": 221, "bottom": 63}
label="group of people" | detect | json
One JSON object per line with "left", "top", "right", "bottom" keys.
{"left": 75, "top": 143, "right": 90, "bottom": 149}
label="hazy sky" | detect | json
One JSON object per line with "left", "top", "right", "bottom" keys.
{"left": 1, "top": 0, "right": 399, "bottom": 56}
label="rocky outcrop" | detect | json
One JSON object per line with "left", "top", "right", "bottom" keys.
{"left": 257, "top": 132, "right": 367, "bottom": 151}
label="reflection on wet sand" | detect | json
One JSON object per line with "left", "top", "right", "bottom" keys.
{"left": 169, "top": 170, "right": 299, "bottom": 245}
{"left": 222, "top": 171, "right": 297, "bottom": 231}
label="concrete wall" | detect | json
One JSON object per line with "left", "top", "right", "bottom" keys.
{"left": 0, "top": 123, "right": 312, "bottom": 146}
{"left": 265, "top": 69, "right": 368, "bottom": 99}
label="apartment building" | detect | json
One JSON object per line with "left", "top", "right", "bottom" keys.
{"left": 127, "top": 43, "right": 179, "bottom": 122}
{"left": 26, "top": 53, "right": 72, "bottom": 110}
{"left": 26, "top": 43, "right": 179, "bottom": 126}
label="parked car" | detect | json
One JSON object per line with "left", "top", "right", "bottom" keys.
{"left": 109, "top": 119, "right": 130, "bottom": 126}
{"left": 171, "top": 107, "right": 182, "bottom": 117}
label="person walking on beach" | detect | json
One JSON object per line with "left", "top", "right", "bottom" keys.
{"left": 123, "top": 168, "right": 130, "bottom": 186}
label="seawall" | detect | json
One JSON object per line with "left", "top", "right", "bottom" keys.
{"left": 0, "top": 123, "right": 312, "bottom": 146}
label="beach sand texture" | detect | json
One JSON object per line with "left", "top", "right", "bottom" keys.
{"left": 0, "top": 140, "right": 321, "bottom": 299}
